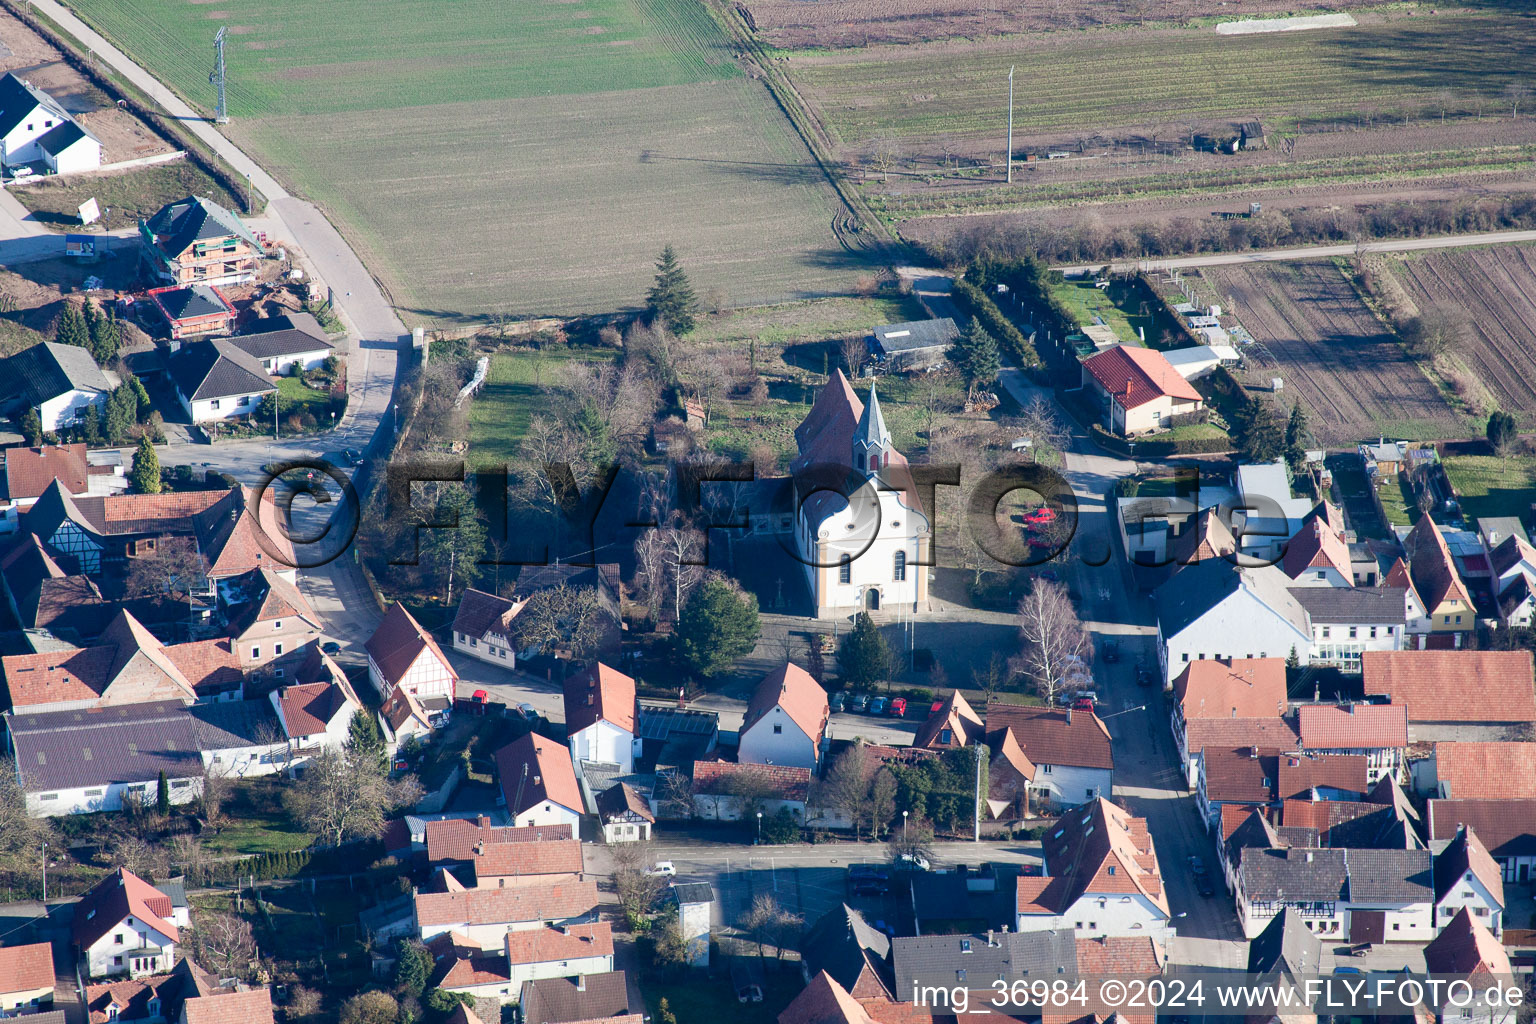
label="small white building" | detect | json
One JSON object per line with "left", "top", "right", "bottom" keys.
{"left": 72, "top": 869, "right": 181, "bottom": 979}
{"left": 595, "top": 782, "right": 654, "bottom": 843}
{"left": 451, "top": 588, "right": 525, "bottom": 668}
{"left": 738, "top": 663, "right": 828, "bottom": 773}
{"left": 671, "top": 883, "right": 713, "bottom": 966}
{"left": 563, "top": 662, "right": 638, "bottom": 773}
{"left": 0, "top": 341, "right": 113, "bottom": 434}
{"left": 270, "top": 678, "right": 360, "bottom": 766}
{"left": 228, "top": 312, "right": 336, "bottom": 375}
{"left": 0, "top": 73, "right": 100, "bottom": 173}
{"left": 496, "top": 732, "right": 583, "bottom": 838}
{"left": 167, "top": 337, "right": 277, "bottom": 424}
{"left": 1433, "top": 827, "right": 1505, "bottom": 939}
{"left": 1163, "top": 344, "right": 1239, "bottom": 381}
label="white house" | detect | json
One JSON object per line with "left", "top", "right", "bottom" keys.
{"left": 790, "top": 374, "right": 931, "bottom": 617}
{"left": 365, "top": 602, "right": 458, "bottom": 712}
{"left": 72, "top": 869, "right": 180, "bottom": 979}
{"left": 595, "top": 782, "right": 654, "bottom": 843}
{"left": 1279, "top": 514, "right": 1353, "bottom": 588}
{"left": 671, "top": 884, "right": 712, "bottom": 966}
{"left": 985, "top": 703, "right": 1114, "bottom": 812}
{"left": 1292, "top": 588, "right": 1408, "bottom": 671}
{"left": 0, "top": 73, "right": 100, "bottom": 173}
{"left": 227, "top": 312, "right": 335, "bottom": 374}
{"left": 1234, "top": 847, "right": 1433, "bottom": 942}
{"left": 166, "top": 338, "right": 277, "bottom": 423}
{"left": 1013, "top": 798, "right": 1171, "bottom": 940}
{"left": 452, "top": 588, "right": 525, "bottom": 668}
{"left": 0, "top": 943, "right": 54, "bottom": 1013}
{"left": 495, "top": 732, "right": 583, "bottom": 837}
{"left": 738, "top": 662, "right": 828, "bottom": 773}
{"left": 1081, "top": 344, "right": 1204, "bottom": 436}
{"left": 1154, "top": 560, "right": 1312, "bottom": 685}
{"left": 1433, "top": 827, "right": 1505, "bottom": 938}
{"left": 270, "top": 678, "right": 360, "bottom": 766}
{"left": 563, "top": 662, "right": 638, "bottom": 773}
{"left": 1234, "top": 461, "right": 1314, "bottom": 561}
{"left": 0, "top": 341, "right": 113, "bottom": 433}
{"left": 431, "top": 924, "right": 614, "bottom": 1005}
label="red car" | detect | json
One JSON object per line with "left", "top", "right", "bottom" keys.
{"left": 889, "top": 697, "right": 908, "bottom": 717}
{"left": 1071, "top": 697, "right": 1095, "bottom": 712}
{"left": 1022, "top": 506, "right": 1057, "bottom": 527}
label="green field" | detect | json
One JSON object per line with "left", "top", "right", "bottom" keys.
{"left": 467, "top": 347, "right": 618, "bottom": 465}
{"left": 68, "top": 0, "right": 864, "bottom": 317}
{"left": 788, "top": 17, "right": 1536, "bottom": 147}
{"left": 1441, "top": 454, "right": 1536, "bottom": 523}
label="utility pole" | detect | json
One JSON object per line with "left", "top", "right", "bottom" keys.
{"left": 210, "top": 27, "right": 229, "bottom": 124}
{"left": 1006, "top": 66, "right": 1015, "bottom": 184}
{"left": 40, "top": 840, "right": 46, "bottom": 901}
{"left": 973, "top": 744, "right": 983, "bottom": 842}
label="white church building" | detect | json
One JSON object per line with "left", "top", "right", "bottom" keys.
{"left": 789, "top": 371, "right": 931, "bottom": 618}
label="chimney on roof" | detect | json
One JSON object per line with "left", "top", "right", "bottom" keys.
{"left": 1124, "top": 381, "right": 1133, "bottom": 398}
{"left": 478, "top": 815, "right": 490, "bottom": 828}
{"left": 475, "top": 841, "right": 485, "bottom": 856}
{"left": 1066, "top": 708, "right": 1073, "bottom": 724}
{"left": 987, "top": 929, "right": 994, "bottom": 947}
{"left": 1305, "top": 851, "right": 1314, "bottom": 863}
{"left": 577, "top": 976, "right": 586, "bottom": 993}
{"left": 1249, "top": 746, "right": 1258, "bottom": 759}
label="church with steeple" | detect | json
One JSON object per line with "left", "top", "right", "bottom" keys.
{"left": 787, "top": 370, "right": 931, "bottom": 618}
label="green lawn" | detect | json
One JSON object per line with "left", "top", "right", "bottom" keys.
{"left": 466, "top": 347, "right": 617, "bottom": 465}
{"left": 1158, "top": 422, "right": 1228, "bottom": 441}
{"left": 1441, "top": 454, "right": 1536, "bottom": 523}
{"left": 1381, "top": 474, "right": 1416, "bottom": 528}
{"left": 687, "top": 294, "right": 928, "bottom": 349}
{"left": 10, "top": 160, "right": 247, "bottom": 228}
{"left": 199, "top": 781, "right": 314, "bottom": 856}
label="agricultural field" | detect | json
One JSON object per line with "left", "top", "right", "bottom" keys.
{"left": 1200, "top": 262, "right": 1465, "bottom": 444}
{"left": 66, "top": 0, "right": 867, "bottom": 317}
{"left": 1388, "top": 246, "right": 1536, "bottom": 417}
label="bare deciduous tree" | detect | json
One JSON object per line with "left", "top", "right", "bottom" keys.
{"left": 611, "top": 841, "right": 667, "bottom": 920}
{"left": 192, "top": 911, "right": 258, "bottom": 979}
{"left": 838, "top": 336, "right": 867, "bottom": 377}
{"left": 1011, "top": 395, "right": 1069, "bottom": 466}
{"left": 1015, "top": 579, "right": 1091, "bottom": 706}
{"left": 813, "top": 742, "right": 871, "bottom": 838}
{"left": 284, "top": 748, "right": 417, "bottom": 848}
{"left": 513, "top": 583, "right": 611, "bottom": 662}
{"left": 123, "top": 538, "right": 204, "bottom": 597}
{"left": 1508, "top": 82, "right": 1531, "bottom": 120}
{"left": 0, "top": 759, "right": 50, "bottom": 858}
{"left": 739, "top": 894, "right": 801, "bottom": 961}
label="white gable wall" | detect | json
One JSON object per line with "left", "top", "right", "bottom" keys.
{"left": 569, "top": 719, "right": 636, "bottom": 773}
{"left": 738, "top": 706, "right": 817, "bottom": 772}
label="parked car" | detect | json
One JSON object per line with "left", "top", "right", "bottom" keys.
{"left": 889, "top": 697, "right": 908, "bottom": 717}
{"left": 849, "top": 693, "right": 871, "bottom": 713}
{"left": 1102, "top": 638, "right": 1120, "bottom": 662}
{"left": 871, "top": 920, "right": 897, "bottom": 938}
{"left": 1333, "top": 966, "right": 1363, "bottom": 976}
{"left": 849, "top": 864, "right": 889, "bottom": 881}
{"left": 869, "top": 696, "right": 888, "bottom": 715}
{"left": 321, "top": 640, "right": 342, "bottom": 655}
{"left": 851, "top": 881, "right": 887, "bottom": 897}
{"left": 647, "top": 861, "right": 676, "bottom": 877}
{"left": 1188, "top": 856, "right": 1214, "bottom": 897}
{"left": 1071, "top": 697, "right": 1095, "bottom": 712}
{"left": 829, "top": 691, "right": 847, "bottom": 713}
{"left": 898, "top": 853, "right": 930, "bottom": 871}
{"left": 1022, "top": 506, "right": 1057, "bottom": 527}
{"left": 341, "top": 447, "right": 362, "bottom": 467}
{"left": 1136, "top": 663, "right": 1156, "bottom": 687}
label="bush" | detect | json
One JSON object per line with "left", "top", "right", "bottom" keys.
{"left": 1132, "top": 435, "right": 1234, "bottom": 457}
{"left": 1088, "top": 423, "right": 1133, "bottom": 457}
{"left": 951, "top": 277, "right": 1039, "bottom": 368}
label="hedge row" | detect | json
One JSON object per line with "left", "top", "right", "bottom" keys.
{"left": 951, "top": 277, "right": 1040, "bottom": 368}
{"left": 1133, "top": 436, "right": 1234, "bottom": 457}
{"left": 208, "top": 839, "right": 386, "bottom": 884}
{"left": 1088, "top": 423, "right": 1133, "bottom": 457}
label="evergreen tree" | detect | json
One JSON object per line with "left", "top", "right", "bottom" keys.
{"left": 838, "top": 612, "right": 895, "bottom": 688}
{"left": 156, "top": 770, "right": 170, "bottom": 815}
{"left": 19, "top": 407, "right": 41, "bottom": 447}
{"left": 1284, "top": 403, "right": 1310, "bottom": 469}
{"left": 347, "top": 710, "right": 388, "bottom": 774}
{"left": 1488, "top": 410, "right": 1519, "bottom": 455}
{"left": 82, "top": 405, "right": 102, "bottom": 445}
{"left": 104, "top": 386, "right": 137, "bottom": 444}
{"left": 83, "top": 298, "right": 120, "bottom": 364}
{"left": 1238, "top": 399, "right": 1287, "bottom": 464}
{"left": 53, "top": 302, "right": 88, "bottom": 351}
{"left": 674, "top": 577, "right": 760, "bottom": 677}
{"left": 950, "top": 320, "right": 1000, "bottom": 391}
{"left": 129, "top": 375, "right": 152, "bottom": 420}
{"left": 645, "top": 245, "right": 697, "bottom": 335}
{"left": 129, "top": 436, "right": 162, "bottom": 494}
{"left": 392, "top": 940, "right": 431, "bottom": 999}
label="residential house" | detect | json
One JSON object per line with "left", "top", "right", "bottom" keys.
{"left": 365, "top": 602, "right": 457, "bottom": 713}
{"left": 412, "top": 880, "right": 599, "bottom": 948}
{"left": 518, "top": 971, "right": 636, "bottom": 1024}
{"left": 1276, "top": 751, "right": 1369, "bottom": 802}
{"left": 1248, "top": 907, "right": 1323, "bottom": 990}
{"left": 779, "top": 972, "right": 877, "bottom": 1024}
{"left": 1487, "top": 534, "right": 1536, "bottom": 628}
{"left": 148, "top": 285, "right": 235, "bottom": 340}
{"left": 1362, "top": 651, "right": 1536, "bottom": 739}
{"left": 451, "top": 838, "right": 583, "bottom": 891}
{"left": 167, "top": 337, "right": 276, "bottom": 420}
{"left": 1170, "top": 657, "right": 1287, "bottom": 786}
{"left": 691, "top": 760, "right": 810, "bottom": 822}
{"left": 73, "top": 869, "right": 181, "bottom": 979}
{"left": 0, "top": 73, "right": 101, "bottom": 172}
{"left": 1423, "top": 910, "right": 1513, "bottom": 1023}
{"left": 984, "top": 725, "right": 1038, "bottom": 820}
{"left": 1428, "top": 800, "right": 1536, "bottom": 882}
{"left": 1014, "top": 798, "right": 1171, "bottom": 940}
{"left": 1153, "top": 560, "right": 1311, "bottom": 685}
{"left": 891, "top": 930, "right": 1079, "bottom": 1001}
{"left": 424, "top": 816, "right": 572, "bottom": 866}
{"left": 867, "top": 318, "right": 959, "bottom": 373}
{"left": 985, "top": 703, "right": 1113, "bottom": 812}
{"left": 1295, "top": 703, "right": 1409, "bottom": 783}
{"left": 1234, "top": 461, "right": 1315, "bottom": 561}
{"left": 670, "top": 883, "right": 712, "bottom": 967}
{"left": 738, "top": 662, "right": 828, "bottom": 772}
{"left": 139, "top": 196, "right": 265, "bottom": 287}
{"left": 0, "top": 443, "right": 126, "bottom": 532}
{"left": 1184, "top": 717, "right": 1300, "bottom": 796}
{"left": 1499, "top": 577, "right": 1536, "bottom": 631}
{"left": 1290, "top": 587, "right": 1408, "bottom": 670}
{"left": 1402, "top": 517, "right": 1475, "bottom": 636}
{"left": 0, "top": 535, "right": 113, "bottom": 643}
{"left": 1422, "top": 742, "right": 1536, "bottom": 800}
{"left": 595, "top": 782, "right": 654, "bottom": 843}
{"left": 1385, "top": 558, "right": 1434, "bottom": 635}
{"left": 1234, "top": 847, "right": 1433, "bottom": 941}
{"left": 451, "top": 588, "right": 525, "bottom": 668}
{"left": 82, "top": 958, "right": 260, "bottom": 1024}
{"left": 495, "top": 732, "right": 583, "bottom": 836}
{"left": 1344, "top": 849, "right": 1435, "bottom": 943}
{"left": 563, "top": 662, "right": 638, "bottom": 772}
{"left": 181, "top": 988, "right": 275, "bottom": 1024}
{"left": 269, "top": 676, "right": 361, "bottom": 766}
{"left": 0, "top": 341, "right": 113, "bottom": 433}
{"left": 1433, "top": 826, "right": 1505, "bottom": 938}
{"left": 912, "top": 690, "right": 986, "bottom": 750}
{"left": 1196, "top": 746, "right": 1276, "bottom": 831}
{"left": 229, "top": 312, "right": 334, "bottom": 374}
{"left": 0, "top": 942, "right": 54, "bottom": 1013}
{"left": 431, "top": 924, "right": 614, "bottom": 1004}
{"left": 1080, "top": 345, "right": 1204, "bottom": 436}
{"left": 1281, "top": 516, "right": 1353, "bottom": 588}
{"left": 84, "top": 973, "right": 179, "bottom": 1024}
{"left": 378, "top": 686, "right": 433, "bottom": 752}
{"left": 802, "top": 904, "right": 891, "bottom": 999}
{"left": 223, "top": 567, "right": 323, "bottom": 676}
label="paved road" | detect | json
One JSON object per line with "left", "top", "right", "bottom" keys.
{"left": 1054, "top": 227, "right": 1536, "bottom": 274}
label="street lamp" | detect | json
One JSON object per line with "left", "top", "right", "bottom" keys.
{"left": 756, "top": 811, "right": 763, "bottom": 845}
{"left": 903, "top": 810, "right": 909, "bottom": 844}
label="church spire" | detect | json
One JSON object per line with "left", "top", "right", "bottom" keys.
{"left": 853, "top": 384, "right": 892, "bottom": 472}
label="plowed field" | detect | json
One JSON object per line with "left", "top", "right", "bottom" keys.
{"left": 1391, "top": 246, "right": 1536, "bottom": 415}
{"left": 1202, "top": 262, "right": 1464, "bottom": 443}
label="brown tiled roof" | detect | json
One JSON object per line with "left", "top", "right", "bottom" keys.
{"left": 1, "top": 607, "right": 207, "bottom": 710}
{"left": 453, "top": 588, "right": 524, "bottom": 640}
{"left": 1281, "top": 517, "right": 1352, "bottom": 581}
{"left": 1434, "top": 826, "right": 1505, "bottom": 910}
{"left": 229, "top": 568, "right": 319, "bottom": 636}
{"left": 436, "top": 952, "right": 510, "bottom": 989}
{"left": 1423, "top": 908, "right": 1511, "bottom": 976}
{"left": 596, "top": 782, "right": 655, "bottom": 824}
{"left": 520, "top": 972, "right": 632, "bottom": 1024}
{"left": 1169, "top": 506, "right": 1239, "bottom": 568}
{"left": 276, "top": 681, "right": 352, "bottom": 737}
{"left": 381, "top": 687, "right": 430, "bottom": 734}
{"left": 987, "top": 726, "right": 1037, "bottom": 784}
{"left": 1384, "top": 557, "right": 1423, "bottom": 610}
{"left": 1082, "top": 345, "right": 1202, "bottom": 410}
{"left": 564, "top": 662, "right": 636, "bottom": 736}
{"left": 180, "top": 988, "right": 275, "bottom": 1024}
{"left": 163, "top": 637, "right": 242, "bottom": 697}
{"left": 1297, "top": 703, "right": 1408, "bottom": 750}
{"left": 4, "top": 443, "right": 88, "bottom": 501}
{"left": 1279, "top": 798, "right": 1378, "bottom": 835}
{"left": 1362, "top": 651, "right": 1536, "bottom": 724}
{"left": 1434, "top": 742, "right": 1536, "bottom": 800}
{"left": 425, "top": 817, "right": 570, "bottom": 863}
{"left": 73, "top": 868, "right": 178, "bottom": 949}
{"left": 743, "top": 663, "right": 828, "bottom": 747}
{"left": 1184, "top": 717, "right": 1299, "bottom": 756}
{"left": 1174, "top": 658, "right": 1287, "bottom": 721}
{"left": 470, "top": 839, "right": 584, "bottom": 881}
{"left": 495, "top": 732, "right": 583, "bottom": 816}
{"left": 912, "top": 690, "right": 984, "bottom": 749}
{"left": 1428, "top": 799, "right": 1536, "bottom": 858}
{"left": 1220, "top": 803, "right": 1264, "bottom": 840}
{"left": 1404, "top": 517, "right": 1474, "bottom": 612}
{"left": 366, "top": 602, "right": 456, "bottom": 689}
{"left": 985, "top": 703, "right": 1113, "bottom": 770}
{"left": 779, "top": 971, "right": 876, "bottom": 1024}
{"left": 1074, "top": 936, "right": 1163, "bottom": 976}
{"left": 0, "top": 941, "right": 53, "bottom": 994}
{"left": 1026, "top": 798, "right": 1168, "bottom": 918}
{"left": 504, "top": 923, "right": 612, "bottom": 966}
{"left": 791, "top": 370, "right": 863, "bottom": 475}
{"left": 414, "top": 880, "right": 598, "bottom": 928}
{"left": 692, "top": 759, "right": 811, "bottom": 801}
{"left": 1275, "top": 751, "right": 1368, "bottom": 800}
{"left": 1201, "top": 746, "right": 1277, "bottom": 804}
{"left": 444, "top": 1006, "right": 488, "bottom": 1024}
{"left": 86, "top": 975, "right": 179, "bottom": 1024}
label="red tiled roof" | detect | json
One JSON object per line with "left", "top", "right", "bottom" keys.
{"left": 692, "top": 759, "right": 811, "bottom": 801}
{"left": 743, "top": 663, "right": 828, "bottom": 747}
{"left": 1363, "top": 650, "right": 1536, "bottom": 724}
{"left": 1424, "top": 908, "right": 1511, "bottom": 976}
{"left": 1184, "top": 717, "right": 1299, "bottom": 756}
{"left": 1404, "top": 517, "right": 1474, "bottom": 613}
{"left": 4, "top": 443, "right": 88, "bottom": 501}
{"left": 791, "top": 371, "right": 864, "bottom": 475}
{"left": 780, "top": 971, "right": 876, "bottom": 1024}
{"left": 366, "top": 603, "right": 456, "bottom": 689}
{"left": 413, "top": 880, "right": 598, "bottom": 928}
{"left": 1434, "top": 742, "right": 1536, "bottom": 800}
{"left": 1296, "top": 703, "right": 1408, "bottom": 750}
{"left": 276, "top": 682, "right": 353, "bottom": 737}
{"left": 181, "top": 988, "right": 276, "bottom": 1024}
{"left": 1281, "top": 517, "right": 1352, "bottom": 581}
{"left": 73, "top": 868, "right": 178, "bottom": 949}
{"left": 1220, "top": 803, "right": 1265, "bottom": 840}
{"left": 1428, "top": 799, "right": 1536, "bottom": 857}
{"left": 1, "top": 606, "right": 209, "bottom": 710}
{"left": 1174, "top": 658, "right": 1287, "bottom": 721}
{"left": 912, "top": 690, "right": 984, "bottom": 749}
{"left": 1082, "top": 345, "right": 1202, "bottom": 410}
{"left": 470, "top": 839, "right": 584, "bottom": 881}
{"left": 1385, "top": 557, "right": 1422, "bottom": 610}
{"left": 86, "top": 975, "right": 178, "bottom": 1024}
{"left": 0, "top": 941, "right": 53, "bottom": 994}
{"left": 1200, "top": 746, "right": 1277, "bottom": 804}
{"left": 1275, "top": 751, "right": 1368, "bottom": 800}
{"left": 425, "top": 817, "right": 571, "bottom": 863}
{"left": 985, "top": 703, "right": 1113, "bottom": 770}
{"left": 163, "top": 637, "right": 243, "bottom": 697}
{"left": 495, "top": 732, "right": 583, "bottom": 816}
{"left": 1074, "top": 936, "right": 1163, "bottom": 976}
{"left": 437, "top": 952, "right": 510, "bottom": 989}
{"left": 503, "top": 923, "right": 612, "bottom": 965}
{"left": 563, "top": 662, "right": 636, "bottom": 736}
{"left": 1034, "top": 798, "right": 1168, "bottom": 918}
